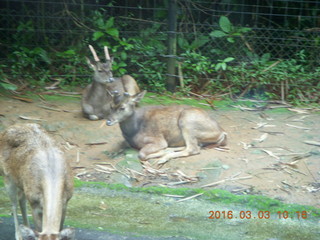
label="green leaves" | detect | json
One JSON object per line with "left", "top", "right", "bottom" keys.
{"left": 219, "top": 16, "right": 232, "bottom": 33}
{"left": 93, "top": 31, "right": 104, "bottom": 41}
{"left": 224, "top": 57, "right": 235, "bottom": 62}
{"left": 105, "top": 18, "right": 119, "bottom": 38}
{"left": 120, "top": 51, "right": 127, "bottom": 60}
{"left": 56, "top": 49, "right": 77, "bottom": 60}
{"left": 178, "top": 36, "right": 209, "bottom": 51}
{"left": 210, "top": 16, "right": 251, "bottom": 44}
{"left": 34, "top": 47, "right": 51, "bottom": 64}
{"left": 177, "top": 37, "right": 189, "bottom": 49}
{"left": 210, "top": 16, "right": 233, "bottom": 39}
{"left": 190, "top": 36, "right": 209, "bottom": 50}
{"left": 106, "top": 28, "right": 119, "bottom": 38}
{"left": 210, "top": 30, "right": 227, "bottom": 38}
{"left": 92, "top": 16, "right": 119, "bottom": 42}
{"left": 0, "top": 82, "right": 17, "bottom": 91}
{"left": 215, "top": 57, "right": 235, "bottom": 71}
{"left": 105, "top": 17, "right": 114, "bottom": 29}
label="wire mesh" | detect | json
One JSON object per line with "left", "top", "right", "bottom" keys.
{"left": 0, "top": 0, "right": 319, "bottom": 101}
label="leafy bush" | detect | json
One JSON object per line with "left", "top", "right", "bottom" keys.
{"left": 0, "top": 11, "right": 318, "bottom": 104}
{"left": 124, "top": 24, "right": 167, "bottom": 92}
{"left": 224, "top": 51, "right": 320, "bottom": 103}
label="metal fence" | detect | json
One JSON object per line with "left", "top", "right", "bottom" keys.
{"left": 0, "top": 0, "right": 319, "bottom": 100}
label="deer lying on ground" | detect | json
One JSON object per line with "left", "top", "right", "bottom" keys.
{"left": 81, "top": 45, "right": 140, "bottom": 120}
{"left": 0, "top": 123, "right": 75, "bottom": 240}
{"left": 106, "top": 91, "right": 227, "bottom": 164}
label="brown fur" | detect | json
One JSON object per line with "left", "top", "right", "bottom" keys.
{"left": 81, "top": 45, "right": 140, "bottom": 120}
{"left": 107, "top": 91, "right": 227, "bottom": 164}
{"left": 0, "top": 123, "right": 74, "bottom": 240}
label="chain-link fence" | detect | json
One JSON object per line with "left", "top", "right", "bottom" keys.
{"left": 0, "top": 0, "right": 319, "bottom": 102}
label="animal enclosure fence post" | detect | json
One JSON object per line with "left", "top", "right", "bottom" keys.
{"left": 166, "top": 0, "right": 177, "bottom": 92}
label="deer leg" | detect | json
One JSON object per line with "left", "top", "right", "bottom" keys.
{"left": 138, "top": 137, "right": 168, "bottom": 161}
{"left": 60, "top": 204, "right": 67, "bottom": 230}
{"left": 18, "top": 191, "right": 29, "bottom": 227}
{"left": 82, "top": 103, "right": 99, "bottom": 120}
{"left": 157, "top": 146, "right": 199, "bottom": 165}
{"left": 198, "top": 130, "right": 227, "bottom": 147}
{"left": 30, "top": 201, "right": 43, "bottom": 232}
{"left": 145, "top": 147, "right": 185, "bottom": 160}
{"left": 5, "top": 178, "right": 22, "bottom": 240}
{"left": 157, "top": 129, "right": 200, "bottom": 164}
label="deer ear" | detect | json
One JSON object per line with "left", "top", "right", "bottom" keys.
{"left": 132, "top": 90, "right": 147, "bottom": 103}
{"left": 19, "top": 224, "right": 37, "bottom": 240}
{"left": 86, "top": 57, "right": 96, "bottom": 70}
{"left": 59, "top": 228, "right": 76, "bottom": 240}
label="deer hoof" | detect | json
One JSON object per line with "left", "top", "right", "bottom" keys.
{"left": 89, "top": 115, "right": 99, "bottom": 120}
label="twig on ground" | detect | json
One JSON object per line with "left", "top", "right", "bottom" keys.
{"left": 11, "top": 96, "right": 33, "bottom": 103}
{"left": 76, "top": 149, "right": 80, "bottom": 163}
{"left": 261, "top": 149, "right": 280, "bottom": 160}
{"left": 19, "top": 115, "right": 43, "bottom": 121}
{"left": 163, "top": 194, "right": 185, "bottom": 198}
{"left": 176, "top": 193, "right": 204, "bottom": 203}
{"left": 38, "top": 105, "right": 62, "bottom": 112}
{"left": 85, "top": 142, "right": 108, "bottom": 146}
{"left": 303, "top": 140, "right": 320, "bottom": 147}
{"left": 201, "top": 175, "right": 252, "bottom": 188}
{"left": 286, "top": 124, "right": 311, "bottom": 130}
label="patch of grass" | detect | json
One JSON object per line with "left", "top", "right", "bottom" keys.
{"left": 66, "top": 184, "right": 320, "bottom": 239}
{"left": 0, "top": 176, "right": 4, "bottom": 187}
{"left": 1, "top": 178, "right": 319, "bottom": 239}
{"left": 73, "top": 179, "right": 320, "bottom": 219}
{"left": 0, "top": 89, "right": 81, "bottom": 103}
{"left": 143, "top": 92, "right": 233, "bottom": 110}
{"left": 37, "top": 92, "right": 81, "bottom": 103}
{"left": 143, "top": 93, "right": 207, "bottom": 108}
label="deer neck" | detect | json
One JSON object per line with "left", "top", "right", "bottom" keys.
{"left": 105, "top": 77, "right": 124, "bottom": 93}
{"left": 91, "top": 80, "right": 107, "bottom": 92}
{"left": 119, "top": 108, "right": 142, "bottom": 143}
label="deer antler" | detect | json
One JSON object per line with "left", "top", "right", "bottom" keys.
{"left": 104, "top": 46, "right": 111, "bottom": 60}
{"left": 88, "top": 45, "right": 100, "bottom": 62}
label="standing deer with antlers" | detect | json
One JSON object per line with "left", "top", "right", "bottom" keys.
{"left": 81, "top": 45, "right": 140, "bottom": 120}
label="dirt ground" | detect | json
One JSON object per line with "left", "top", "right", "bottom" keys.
{"left": 0, "top": 94, "right": 319, "bottom": 208}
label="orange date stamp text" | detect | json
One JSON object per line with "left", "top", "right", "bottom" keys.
{"left": 208, "top": 210, "right": 308, "bottom": 220}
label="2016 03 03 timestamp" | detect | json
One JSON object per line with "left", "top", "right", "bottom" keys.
{"left": 208, "top": 210, "right": 308, "bottom": 220}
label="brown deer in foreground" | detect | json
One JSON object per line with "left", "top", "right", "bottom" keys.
{"left": 0, "top": 123, "right": 75, "bottom": 240}
{"left": 106, "top": 91, "right": 227, "bottom": 164}
{"left": 81, "top": 45, "right": 140, "bottom": 120}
